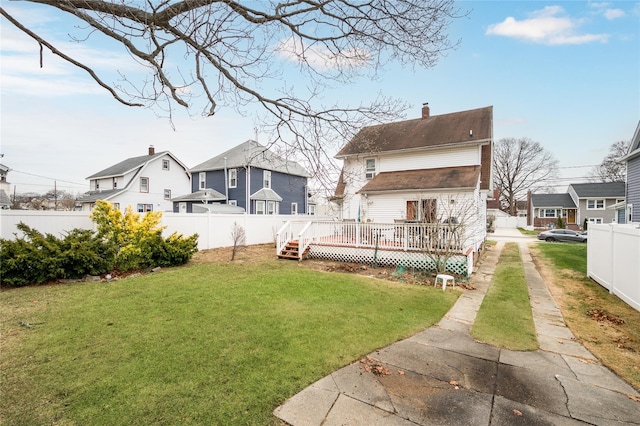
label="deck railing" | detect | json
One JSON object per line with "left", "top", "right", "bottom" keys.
{"left": 280, "top": 220, "right": 474, "bottom": 260}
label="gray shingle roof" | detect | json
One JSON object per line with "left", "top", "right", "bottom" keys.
{"left": 250, "top": 187, "right": 283, "bottom": 201}
{"left": 190, "top": 140, "right": 310, "bottom": 177}
{"left": 569, "top": 182, "right": 625, "bottom": 198}
{"left": 531, "top": 193, "right": 576, "bottom": 208}
{"left": 87, "top": 152, "right": 168, "bottom": 179}
{"left": 76, "top": 189, "right": 124, "bottom": 203}
{"left": 171, "top": 189, "right": 226, "bottom": 202}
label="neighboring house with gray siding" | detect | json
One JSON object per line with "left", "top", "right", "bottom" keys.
{"left": 621, "top": 120, "right": 640, "bottom": 223}
{"left": 529, "top": 193, "right": 578, "bottom": 229}
{"left": 567, "top": 182, "right": 626, "bottom": 226}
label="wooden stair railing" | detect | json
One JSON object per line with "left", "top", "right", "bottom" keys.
{"left": 277, "top": 240, "right": 310, "bottom": 260}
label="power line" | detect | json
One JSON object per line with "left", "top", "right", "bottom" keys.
{"left": 10, "top": 169, "right": 87, "bottom": 187}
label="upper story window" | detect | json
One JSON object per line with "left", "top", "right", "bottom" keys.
{"left": 164, "top": 189, "right": 171, "bottom": 200}
{"left": 199, "top": 172, "right": 206, "bottom": 190}
{"left": 263, "top": 170, "right": 272, "bottom": 189}
{"left": 140, "top": 177, "right": 149, "bottom": 193}
{"left": 308, "top": 204, "right": 316, "bottom": 215}
{"left": 291, "top": 202, "right": 298, "bottom": 215}
{"left": 95, "top": 180, "right": 100, "bottom": 191}
{"left": 365, "top": 158, "right": 376, "bottom": 179}
{"left": 229, "top": 169, "right": 237, "bottom": 188}
{"left": 162, "top": 159, "right": 170, "bottom": 171}
{"left": 587, "top": 199, "right": 604, "bottom": 210}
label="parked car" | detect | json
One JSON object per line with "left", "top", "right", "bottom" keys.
{"left": 537, "top": 229, "right": 588, "bottom": 243}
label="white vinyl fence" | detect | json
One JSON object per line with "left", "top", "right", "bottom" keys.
{"left": 0, "top": 210, "right": 333, "bottom": 251}
{"left": 494, "top": 216, "right": 527, "bottom": 229}
{"left": 587, "top": 223, "right": 640, "bottom": 312}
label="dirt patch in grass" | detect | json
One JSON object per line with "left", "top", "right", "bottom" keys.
{"left": 530, "top": 246, "right": 640, "bottom": 391}
{"left": 191, "top": 244, "right": 443, "bottom": 286}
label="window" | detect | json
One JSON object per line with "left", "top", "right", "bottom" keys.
{"left": 263, "top": 170, "right": 271, "bottom": 188}
{"left": 164, "top": 189, "right": 171, "bottom": 200}
{"left": 308, "top": 204, "right": 316, "bottom": 215}
{"left": 95, "top": 181, "right": 100, "bottom": 191}
{"left": 137, "top": 204, "right": 153, "bottom": 212}
{"left": 587, "top": 217, "right": 603, "bottom": 224}
{"left": 587, "top": 199, "right": 604, "bottom": 210}
{"left": 113, "top": 203, "right": 120, "bottom": 211}
{"left": 140, "top": 177, "right": 149, "bottom": 193}
{"left": 113, "top": 177, "right": 117, "bottom": 189}
{"left": 267, "top": 200, "right": 276, "bottom": 215}
{"left": 291, "top": 202, "right": 298, "bottom": 215}
{"left": 199, "top": 172, "right": 206, "bottom": 190}
{"left": 365, "top": 158, "right": 376, "bottom": 179}
{"left": 162, "top": 159, "right": 170, "bottom": 171}
{"left": 256, "top": 200, "right": 265, "bottom": 215}
{"left": 628, "top": 204, "right": 634, "bottom": 223}
{"left": 541, "top": 209, "right": 557, "bottom": 218}
{"left": 228, "top": 200, "right": 237, "bottom": 206}
{"left": 228, "top": 169, "right": 237, "bottom": 188}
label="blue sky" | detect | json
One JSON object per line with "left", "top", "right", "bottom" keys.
{"left": 1, "top": 1, "right": 639, "bottom": 195}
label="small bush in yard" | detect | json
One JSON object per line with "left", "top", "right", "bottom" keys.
{"left": 0, "top": 201, "right": 198, "bottom": 287}
{"left": 0, "top": 224, "right": 116, "bottom": 287}
{"left": 90, "top": 200, "right": 198, "bottom": 272}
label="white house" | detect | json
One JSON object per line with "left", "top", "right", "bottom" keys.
{"left": 331, "top": 104, "right": 493, "bottom": 250}
{"left": 77, "top": 146, "right": 191, "bottom": 212}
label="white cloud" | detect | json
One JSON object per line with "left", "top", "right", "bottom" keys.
{"left": 275, "top": 37, "right": 371, "bottom": 70}
{"left": 603, "top": 8, "right": 625, "bottom": 19}
{"left": 486, "top": 5, "right": 609, "bottom": 45}
{"left": 588, "top": 1, "right": 626, "bottom": 20}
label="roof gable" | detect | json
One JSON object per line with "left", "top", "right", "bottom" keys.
{"left": 336, "top": 106, "right": 493, "bottom": 158}
{"left": 190, "top": 140, "right": 310, "bottom": 177}
{"left": 87, "top": 151, "right": 187, "bottom": 179}
{"left": 569, "top": 182, "right": 625, "bottom": 198}
{"left": 623, "top": 120, "right": 640, "bottom": 162}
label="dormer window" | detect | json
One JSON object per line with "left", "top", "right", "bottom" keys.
{"left": 365, "top": 158, "right": 376, "bottom": 180}
{"left": 95, "top": 181, "right": 100, "bottom": 191}
{"left": 113, "top": 177, "right": 117, "bottom": 189}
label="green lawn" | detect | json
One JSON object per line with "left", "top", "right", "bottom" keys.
{"left": 0, "top": 259, "right": 457, "bottom": 425}
{"left": 471, "top": 243, "right": 538, "bottom": 350}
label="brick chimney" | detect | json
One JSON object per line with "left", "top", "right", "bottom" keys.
{"left": 148, "top": 145, "right": 155, "bottom": 155}
{"left": 421, "top": 102, "right": 430, "bottom": 119}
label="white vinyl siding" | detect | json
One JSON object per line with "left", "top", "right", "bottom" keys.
{"left": 380, "top": 145, "right": 478, "bottom": 173}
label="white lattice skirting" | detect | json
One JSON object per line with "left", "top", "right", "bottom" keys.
{"left": 307, "top": 244, "right": 470, "bottom": 276}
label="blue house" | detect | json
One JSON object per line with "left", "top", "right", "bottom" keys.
{"left": 176, "top": 140, "right": 311, "bottom": 214}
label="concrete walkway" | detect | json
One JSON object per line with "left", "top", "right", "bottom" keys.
{"left": 274, "top": 229, "right": 640, "bottom": 425}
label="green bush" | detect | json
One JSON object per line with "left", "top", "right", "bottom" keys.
{"left": 1, "top": 202, "right": 199, "bottom": 287}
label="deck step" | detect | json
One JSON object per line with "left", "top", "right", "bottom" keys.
{"left": 278, "top": 240, "right": 309, "bottom": 260}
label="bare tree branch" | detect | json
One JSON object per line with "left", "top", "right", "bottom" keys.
{"left": 589, "top": 140, "right": 630, "bottom": 183}
{"left": 3, "top": 0, "right": 462, "bottom": 186}
{"left": 0, "top": 7, "right": 144, "bottom": 107}
{"left": 493, "top": 137, "right": 558, "bottom": 216}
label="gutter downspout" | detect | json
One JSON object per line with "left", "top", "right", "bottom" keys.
{"left": 224, "top": 157, "right": 228, "bottom": 203}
